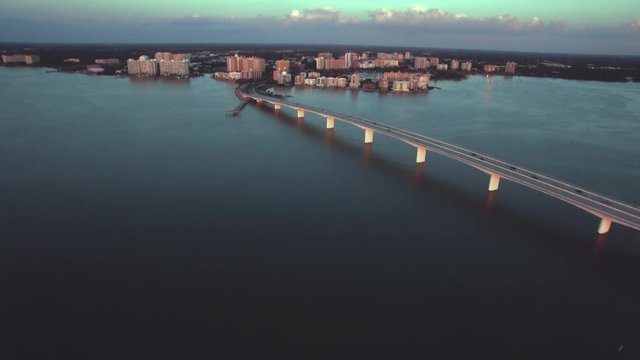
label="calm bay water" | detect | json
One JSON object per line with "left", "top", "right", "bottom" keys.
{"left": 1, "top": 67, "right": 640, "bottom": 358}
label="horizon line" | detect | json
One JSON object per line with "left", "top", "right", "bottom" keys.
{"left": 1, "top": 41, "right": 639, "bottom": 58}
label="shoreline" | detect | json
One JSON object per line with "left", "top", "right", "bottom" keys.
{"left": 2, "top": 65, "right": 637, "bottom": 86}
{"left": 2, "top": 62, "right": 636, "bottom": 83}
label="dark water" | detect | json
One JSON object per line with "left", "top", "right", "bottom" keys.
{"left": 1, "top": 67, "right": 640, "bottom": 359}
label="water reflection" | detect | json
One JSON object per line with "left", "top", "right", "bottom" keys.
{"left": 482, "top": 75, "right": 495, "bottom": 108}
{"left": 593, "top": 233, "right": 608, "bottom": 257}
{"left": 325, "top": 128, "right": 335, "bottom": 147}
{"left": 363, "top": 143, "right": 373, "bottom": 166}
{"left": 5, "top": 69, "right": 640, "bottom": 358}
{"left": 413, "top": 162, "right": 426, "bottom": 185}
{"left": 248, "top": 100, "right": 640, "bottom": 267}
{"left": 128, "top": 77, "right": 158, "bottom": 87}
{"left": 377, "top": 91, "right": 390, "bottom": 99}
{"left": 128, "top": 77, "right": 191, "bottom": 88}
{"left": 484, "top": 190, "right": 498, "bottom": 213}
{"left": 160, "top": 78, "right": 190, "bottom": 87}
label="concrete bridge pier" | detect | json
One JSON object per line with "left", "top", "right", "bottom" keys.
{"left": 326, "top": 117, "right": 335, "bottom": 129}
{"left": 416, "top": 146, "right": 427, "bottom": 163}
{"left": 598, "top": 217, "right": 612, "bottom": 234}
{"left": 274, "top": 103, "right": 281, "bottom": 110}
{"left": 364, "top": 128, "right": 374, "bottom": 144}
{"left": 297, "top": 109, "right": 305, "bottom": 118}
{"left": 488, "top": 174, "right": 501, "bottom": 192}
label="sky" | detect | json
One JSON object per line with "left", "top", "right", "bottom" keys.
{"left": 1, "top": 0, "right": 639, "bottom": 54}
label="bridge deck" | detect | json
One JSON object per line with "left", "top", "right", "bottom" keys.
{"left": 239, "top": 87, "right": 640, "bottom": 233}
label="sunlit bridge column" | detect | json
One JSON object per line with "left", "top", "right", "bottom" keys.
{"left": 598, "top": 217, "right": 612, "bottom": 234}
{"left": 364, "top": 128, "right": 374, "bottom": 144}
{"left": 416, "top": 146, "right": 427, "bottom": 163}
{"left": 326, "top": 117, "right": 335, "bottom": 129}
{"left": 488, "top": 174, "right": 501, "bottom": 192}
{"left": 297, "top": 109, "right": 305, "bottom": 118}
{"left": 274, "top": 103, "right": 281, "bottom": 110}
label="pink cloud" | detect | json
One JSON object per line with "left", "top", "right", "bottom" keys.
{"left": 367, "top": 7, "right": 565, "bottom": 34}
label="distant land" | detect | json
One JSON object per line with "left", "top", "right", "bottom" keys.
{"left": 1, "top": 43, "right": 639, "bottom": 82}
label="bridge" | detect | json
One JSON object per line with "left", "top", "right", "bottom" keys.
{"left": 236, "top": 85, "right": 640, "bottom": 235}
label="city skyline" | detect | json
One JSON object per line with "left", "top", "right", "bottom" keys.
{"left": 1, "top": 1, "right": 639, "bottom": 55}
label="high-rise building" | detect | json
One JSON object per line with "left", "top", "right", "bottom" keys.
{"left": 155, "top": 52, "right": 172, "bottom": 61}
{"left": 345, "top": 52, "right": 358, "bottom": 68}
{"left": 24, "top": 55, "right": 40, "bottom": 65}
{"left": 379, "top": 79, "right": 389, "bottom": 91}
{"left": 377, "top": 52, "right": 404, "bottom": 61}
{"left": 225, "top": 55, "right": 265, "bottom": 79}
{"left": 159, "top": 60, "right": 172, "bottom": 76}
{"left": 127, "top": 55, "right": 159, "bottom": 76}
{"left": 414, "top": 57, "right": 429, "bottom": 69}
{"left": 429, "top": 57, "right": 440, "bottom": 66}
{"left": 227, "top": 54, "right": 241, "bottom": 72}
{"left": 304, "top": 78, "right": 317, "bottom": 86}
{"left": 159, "top": 59, "right": 190, "bottom": 77}
{"left": 2, "top": 54, "right": 23, "bottom": 63}
{"left": 505, "top": 61, "right": 517, "bottom": 74}
{"left": 324, "top": 59, "right": 347, "bottom": 70}
{"left": 2, "top": 54, "right": 24, "bottom": 63}
{"left": 416, "top": 74, "right": 430, "bottom": 90}
{"left": 273, "top": 59, "right": 291, "bottom": 81}
{"left": 383, "top": 72, "right": 412, "bottom": 81}
{"left": 173, "top": 60, "right": 190, "bottom": 76}
{"left": 461, "top": 61, "right": 473, "bottom": 71}
{"left": 127, "top": 59, "right": 140, "bottom": 75}
{"left": 155, "top": 53, "right": 190, "bottom": 70}
{"left": 373, "top": 59, "right": 399, "bottom": 68}
{"left": 318, "top": 52, "right": 334, "bottom": 60}
{"left": 274, "top": 72, "right": 292, "bottom": 85}
{"left": 1, "top": 54, "right": 39, "bottom": 64}
{"left": 392, "top": 81, "right": 410, "bottom": 92}
{"left": 450, "top": 59, "right": 460, "bottom": 70}
{"left": 241, "top": 57, "right": 265, "bottom": 80}
{"left": 358, "top": 61, "right": 374, "bottom": 69}
{"left": 171, "top": 53, "right": 190, "bottom": 61}
{"left": 140, "top": 56, "right": 158, "bottom": 76}
{"left": 483, "top": 64, "right": 499, "bottom": 72}
{"left": 315, "top": 57, "right": 326, "bottom": 70}
{"left": 349, "top": 73, "right": 361, "bottom": 89}
{"left": 275, "top": 60, "right": 290, "bottom": 74}
{"left": 95, "top": 58, "right": 120, "bottom": 65}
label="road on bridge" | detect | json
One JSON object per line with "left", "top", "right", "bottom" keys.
{"left": 238, "top": 85, "right": 640, "bottom": 234}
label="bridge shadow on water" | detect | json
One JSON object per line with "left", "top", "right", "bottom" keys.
{"left": 249, "top": 102, "right": 640, "bottom": 272}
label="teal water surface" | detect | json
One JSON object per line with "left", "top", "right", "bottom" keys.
{"left": 1, "top": 67, "right": 640, "bottom": 358}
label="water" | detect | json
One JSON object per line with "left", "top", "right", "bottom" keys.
{"left": 1, "top": 67, "right": 640, "bottom": 358}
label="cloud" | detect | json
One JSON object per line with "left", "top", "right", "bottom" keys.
{"left": 370, "top": 6, "right": 462, "bottom": 23}
{"left": 173, "top": 15, "right": 218, "bottom": 26}
{"left": 286, "top": 8, "right": 341, "bottom": 22}
{"left": 367, "top": 6, "right": 566, "bottom": 34}
{"left": 1, "top": 5, "right": 638, "bottom": 55}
